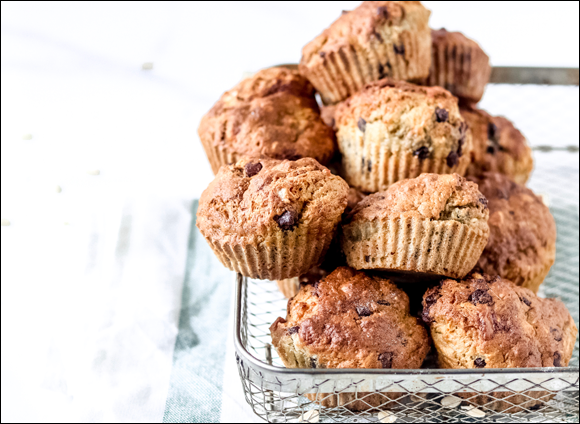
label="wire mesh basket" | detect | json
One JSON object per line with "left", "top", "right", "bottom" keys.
{"left": 234, "top": 67, "right": 580, "bottom": 423}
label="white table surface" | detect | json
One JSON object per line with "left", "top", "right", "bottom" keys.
{"left": 1, "top": 2, "right": 579, "bottom": 422}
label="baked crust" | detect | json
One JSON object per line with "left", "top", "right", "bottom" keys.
{"left": 270, "top": 266, "right": 430, "bottom": 369}
{"left": 422, "top": 273, "right": 577, "bottom": 369}
{"left": 462, "top": 105, "right": 533, "bottom": 184}
{"left": 334, "top": 78, "right": 472, "bottom": 192}
{"left": 198, "top": 67, "right": 335, "bottom": 173}
{"left": 469, "top": 172, "right": 556, "bottom": 292}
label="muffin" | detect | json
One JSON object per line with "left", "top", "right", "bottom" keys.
{"left": 422, "top": 273, "right": 577, "bottom": 412}
{"left": 462, "top": 104, "right": 533, "bottom": 184}
{"left": 469, "top": 172, "right": 556, "bottom": 293}
{"left": 271, "top": 266, "right": 430, "bottom": 410}
{"left": 342, "top": 173, "right": 489, "bottom": 278}
{"left": 299, "top": 1, "right": 432, "bottom": 105}
{"left": 196, "top": 157, "right": 349, "bottom": 280}
{"left": 198, "top": 67, "right": 336, "bottom": 174}
{"left": 276, "top": 187, "right": 366, "bottom": 298}
{"left": 422, "top": 29, "right": 491, "bottom": 103}
{"left": 335, "top": 78, "right": 472, "bottom": 192}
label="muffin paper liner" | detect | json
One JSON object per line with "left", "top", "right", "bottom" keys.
{"left": 276, "top": 278, "right": 301, "bottom": 299}
{"left": 302, "top": 28, "right": 430, "bottom": 105}
{"left": 200, "top": 138, "right": 241, "bottom": 175}
{"left": 424, "top": 36, "right": 491, "bottom": 103}
{"left": 204, "top": 224, "right": 337, "bottom": 281}
{"left": 342, "top": 216, "right": 488, "bottom": 279}
{"left": 339, "top": 145, "right": 471, "bottom": 193}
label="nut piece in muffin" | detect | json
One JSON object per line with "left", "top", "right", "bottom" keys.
{"left": 469, "top": 172, "right": 556, "bottom": 293}
{"left": 422, "top": 273, "right": 577, "bottom": 412}
{"left": 462, "top": 104, "right": 533, "bottom": 184}
{"left": 271, "top": 266, "right": 430, "bottom": 410}
{"left": 335, "top": 78, "right": 472, "bottom": 192}
{"left": 196, "top": 157, "right": 349, "bottom": 280}
{"left": 299, "top": 1, "right": 432, "bottom": 105}
{"left": 198, "top": 67, "right": 336, "bottom": 174}
{"left": 276, "top": 187, "right": 366, "bottom": 299}
{"left": 422, "top": 29, "right": 491, "bottom": 103}
{"left": 342, "top": 173, "right": 489, "bottom": 278}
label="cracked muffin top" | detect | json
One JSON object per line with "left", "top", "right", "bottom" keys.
{"left": 300, "top": 1, "right": 430, "bottom": 69}
{"left": 198, "top": 67, "right": 336, "bottom": 168}
{"left": 335, "top": 78, "right": 470, "bottom": 162}
{"left": 461, "top": 104, "right": 533, "bottom": 184}
{"left": 346, "top": 173, "right": 489, "bottom": 227}
{"left": 469, "top": 172, "right": 556, "bottom": 292}
{"left": 422, "top": 273, "right": 577, "bottom": 369}
{"left": 270, "top": 266, "right": 430, "bottom": 369}
{"left": 197, "top": 157, "right": 349, "bottom": 246}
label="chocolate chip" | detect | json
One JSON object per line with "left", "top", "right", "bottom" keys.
{"left": 422, "top": 286, "right": 441, "bottom": 324}
{"left": 367, "top": 159, "right": 372, "bottom": 172}
{"left": 457, "top": 136, "right": 465, "bottom": 157}
{"left": 474, "top": 358, "right": 486, "bottom": 368}
{"left": 487, "top": 145, "right": 497, "bottom": 155}
{"left": 551, "top": 328, "right": 563, "bottom": 342}
{"left": 310, "top": 357, "right": 317, "bottom": 368}
{"left": 435, "top": 108, "right": 449, "bottom": 123}
{"left": 341, "top": 10, "right": 349, "bottom": 15}
{"left": 288, "top": 326, "right": 299, "bottom": 335}
{"left": 394, "top": 43, "right": 405, "bottom": 55}
{"left": 358, "top": 117, "right": 366, "bottom": 132}
{"left": 364, "top": 255, "right": 370, "bottom": 262}
{"left": 377, "top": 6, "right": 388, "bottom": 17}
{"left": 377, "top": 300, "right": 391, "bottom": 306}
{"left": 274, "top": 210, "right": 298, "bottom": 231}
{"left": 446, "top": 151, "right": 459, "bottom": 167}
{"left": 413, "top": 146, "right": 430, "bottom": 160}
{"left": 378, "top": 352, "right": 393, "bottom": 368}
{"left": 356, "top": 306, "right": 372, "bottom": 317}
{"left": 478, "top": 197, "right": 488, "bottom": 209}
{"left": 244, "top": 162, "right": 262, "bottom": 177}
{"left": 553, "top": 352, "right": 562, "bottom": 367}
{"left": 319, "top": 51, "right": 326, "bottom": 58}
{"left": 469, "top": 289, "right": 493, "bottom": 306}
{"left": 519, "top": 297, "right": 531, "bottom": 308}
{"left": 509, "top": 211, "right": 515, "bottom": 215}
{"left": 488, "top": 122, "right": 498, "bottom": 142}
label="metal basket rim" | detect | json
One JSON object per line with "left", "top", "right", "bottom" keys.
{"left": 234, "top": 273, "right": 580, "bottom": 379}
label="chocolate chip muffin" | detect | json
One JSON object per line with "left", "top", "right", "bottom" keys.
{"left": 335, "top": 78, "right": 472, "bottom": 192}
{"left": 462, "top": 104, "right": 533, "bottom": 184}
{"left": 197, "top": 157, "right": 349, "bottom": 280}
{"left": 342, "top": 173, "right": 489, "bottom": 278}
{"left": 422, "top": 29, "right": 491, "bottom": 103}
{"left": 299, "top": 1, "right": 432, "bottom": 105}
{"left": 469, "top": 172, "right": 556, "bottom": 293}
{"left": 271, "top": 266, "right": 430, "bottom": 410}
{"left": 276, "top": 187, "right": 366, "bottom": 298}
{"left": 198, "top": 67, "right": 336, "bottom": 174}
{"left": 422, "top": 273, "right": 577, "bottom": 412}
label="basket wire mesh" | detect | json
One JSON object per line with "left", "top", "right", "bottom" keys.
{"left": 234, "top": 71, "right": 580, "bottom": 423}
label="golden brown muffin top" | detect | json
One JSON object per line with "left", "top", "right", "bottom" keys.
{"left": 335, "top": 78, "right": 469, "bottom": 160}
{"left": 198, "top": 67, "right": 336, "bottom": 165}
{"left": 197, "top": 157, "right": 349, "bottom": 245}
{"left": 347, "top": 173, "right": 489, "bottom": 226}
{"left": 461, "top": 105, "right": 533, "bottom": 183}
{"left": 301, "top": 2, "right": 430, "bottom": 68}
{"left": 271, "top": 266, "right": 430, "bottom": 369}
{"left": 469, "top": 172, "right": 556, "bottom": 281}
{"left": 422, "top": 273, "right": 577, "bottom": 368}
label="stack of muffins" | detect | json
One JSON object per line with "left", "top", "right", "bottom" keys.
{"left": 196, "top": 1, "right": 577, "bottom": 412}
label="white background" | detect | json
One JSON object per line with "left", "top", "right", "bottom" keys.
{"left": 1, "top": 2, "right": 579, "bottom": 422}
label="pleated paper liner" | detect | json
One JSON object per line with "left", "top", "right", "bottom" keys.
{"left": 342, "top": 216, "right": 488, "bottom": 279}
{"left": 275, "top": 278, "right": 301, "bottom": 299}
{"left": 204, "top": 224, "right": 336, "bottom": 281}
{"left": 199, "top": 138, "right": 240, "bottom": 175}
